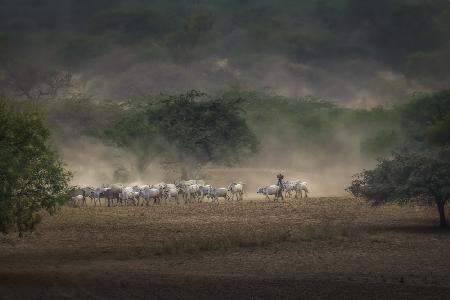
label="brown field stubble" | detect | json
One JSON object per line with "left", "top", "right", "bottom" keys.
{"left": 0, "top": 197, "right": 449, "bottom": 299}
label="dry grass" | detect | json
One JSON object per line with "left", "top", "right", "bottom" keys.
{"left": 1, "top": 197, "right": 449, "bottom": 299}
{"left": 0, "top": 197, "right": 443, "bottom": 258}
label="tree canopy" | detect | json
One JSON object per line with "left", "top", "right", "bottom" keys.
{"left": 106, "top": 91, "right": 259, "bottom": 177}
{"left": 401, "top": 90, "right": 450, "bottom": 147}
{"left": 347, "top": 149, "right": 450, "bottom": 227}
{"left": 0, "top": 100, "right": 71, "bottom": 234}
{"left": 0, "top": 0, "right": 449, "bottom": 101}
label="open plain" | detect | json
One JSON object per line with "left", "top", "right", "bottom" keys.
{"left": 1, "top": 197, "right": 449, "bottom": 299}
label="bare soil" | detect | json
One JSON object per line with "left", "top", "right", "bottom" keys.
{"left": 1, "top": 197, "right": 449, "bottom": 299}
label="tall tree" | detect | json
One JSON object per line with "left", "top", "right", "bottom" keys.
{"left": 106, "top": 91, "right": 259, "bottom": 178}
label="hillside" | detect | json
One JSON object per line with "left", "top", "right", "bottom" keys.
{"left": 1, "top": 0, "right": 449, "bottom": 104}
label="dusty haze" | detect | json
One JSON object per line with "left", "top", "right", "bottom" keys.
{"left": 59, "top": 130, "right": 374, "bottom": 197}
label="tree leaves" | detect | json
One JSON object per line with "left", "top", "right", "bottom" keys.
{"left": 0, "top": 100, "right": 71, "bottom": 234}
{"left": 106, "top": 91, "right": 259, "bottom": 176}
{"left": 347, "top": 149, "right": 450, "bottom": 226}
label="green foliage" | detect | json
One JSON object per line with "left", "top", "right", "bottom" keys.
{"left": 1, "top": 0, "right": 450, "bottom": 95}
{"left": 39, "top": 89, "right": 449, "bottom": 172}
{"left": 228, "top": 90, "right": 400, "bottom": 161}
{"left": 106, "top": 91, "right": 259, "bottom": 176}
{"left": 347, "top": 149, "right": 450, "bottom": 227}
{"left": 427, "top": 114, "right": 450, "bottom": 146}
{"left": 0, "top": 100, "right": 71, "bottom": 235}
{"left": 361, "top": 130, "right": 399, "bottom": 156}
{"left": 401, "top": 90, "right": 450, "bottom": 147}
{"left": 349, "top": 90, "right": 450, "bottom": 227}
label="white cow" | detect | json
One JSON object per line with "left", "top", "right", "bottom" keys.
{"left": 257, "top": 185, "right": 281, "bottom": 201}
{"left": 70, "top": 186, "right": 87, "bottom": 207}
{"left": 140, "top": 186, "right": 163, "bottom": 205}
{"left": 294, "top": 181, "right": 309, "bottom": 198}
{"left": 228, "top": 182, "right": 244, "bottom": 201}
{"left": 165, "top": 186, "right": 180, "bottom": 203}
{"left": 152, "top": 182, "right": 167, "bottom": 190}
{"left": 198, "top": 185, "right": 212, "bottom": 200}
{"left": 71, "top": 194, "right": 84, "bottom": 207}
{"left": 207, "top": 187, "right": 229, "bottom": 203}
{"left": 185, "top": 184, "right": 201, "bottom": 203}
{"left": 282, "top": 181, "right": 297, "bottom": 198}
{"left": 120, "top": 186, "right": 139, "bottom": 205}
{"left": 166, "top": 183, "right": 177, "bottom": 189}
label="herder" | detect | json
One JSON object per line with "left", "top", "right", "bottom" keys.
{"left": 276, "top": 173, "right": 284, "bottom": 200}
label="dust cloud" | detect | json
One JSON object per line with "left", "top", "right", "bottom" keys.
{"left": 75, "top": 53, "right": 426, "bottom": 107}
{"left": 56, "top": 136, "right": 167, "bottom": 187}
{"left": 56, "top": 130, "right": 374, "bottom": 197}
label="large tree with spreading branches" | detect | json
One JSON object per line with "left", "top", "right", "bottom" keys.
{"left": 347, "top": 149, "right": 450, "bottom": 227}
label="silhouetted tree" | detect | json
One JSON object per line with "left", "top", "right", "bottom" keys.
{"left": 106, "top": 91, "right": 259, "bottom": 178}
{"left": 347, "top": 149, "right": 450, "bottom": 227}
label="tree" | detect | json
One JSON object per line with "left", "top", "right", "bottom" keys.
{"left": 347, "top": 149, "right": 450, "bottom": 227}
{"left": 106, "top": 91, "right": 259, "bottom": 178}
{"left": 0, "top": 100, "right": 71, "bottom": 235}
{"left": 401, "top": 90, "right": 450, "bottom": 147}
{"left": 0, "top": 34, "right": 73, "bottom": 101}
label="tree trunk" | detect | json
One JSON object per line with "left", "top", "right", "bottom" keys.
{"left": 436, "top": 200, "right": 447, "bottom": 228}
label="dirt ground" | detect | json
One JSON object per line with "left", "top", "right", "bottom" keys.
{"left": 1, "top": 197, "right": 449, "bottom": 299}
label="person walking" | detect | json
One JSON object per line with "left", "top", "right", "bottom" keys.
{"left": 276, "top": 173, "right": 284, "bottom": 201}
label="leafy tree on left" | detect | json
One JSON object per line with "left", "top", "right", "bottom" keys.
{"left": 0, "top": 100, "right": 71, "bottom": 235}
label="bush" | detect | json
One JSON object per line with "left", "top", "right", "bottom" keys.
{"left": 0, "top": 100, "right": 71, "bottom": 235}
{"left": 347, "top": 149, "right": 450, "bottom": 227}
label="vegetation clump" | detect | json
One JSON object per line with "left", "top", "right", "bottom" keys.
{"left": 348, "top": 149, "right": 450, "bottom": 227}
{"left": 0, "top": 100, "right": 71, "bottom": 235}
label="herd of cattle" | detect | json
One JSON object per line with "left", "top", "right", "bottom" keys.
{"left": 70, "top": 179, "right": 309, "bottom": 207}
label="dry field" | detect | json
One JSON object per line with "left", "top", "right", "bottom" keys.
{"left": 1, "top": 197, "right": 449, "bottom": 299}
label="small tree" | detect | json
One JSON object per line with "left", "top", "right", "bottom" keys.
{"left": 0, "top": 100, "right": 71, "bottom": 235}
{"left": 347, "top": 149, "right": 450, "bottom": 227}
